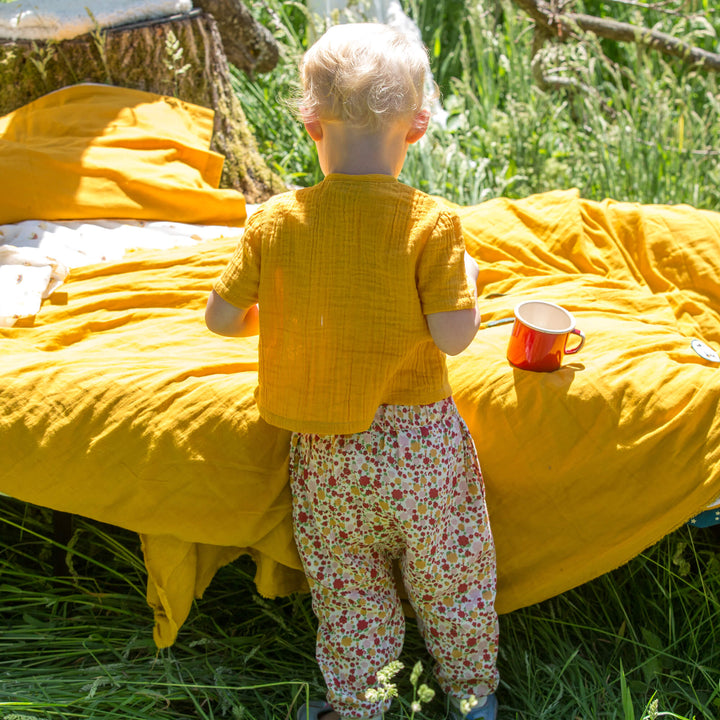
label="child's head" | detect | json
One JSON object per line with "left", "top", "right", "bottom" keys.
{"left": 300, "top": 22, "right": 436, "bottom": 131}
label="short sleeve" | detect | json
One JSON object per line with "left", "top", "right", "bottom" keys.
{"left": 417, "top": 209, "right": 476, "bottom": 314}
{"left": 213, "top": 207, "right": 264, "bottom": 309}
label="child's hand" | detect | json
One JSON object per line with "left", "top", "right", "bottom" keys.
{"left": 464, "top": 251, "right": 479, "bottom": 291}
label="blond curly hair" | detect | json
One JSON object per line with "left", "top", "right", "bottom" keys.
{"left": 299, "top": 22, "right": 436, "bottom": 130}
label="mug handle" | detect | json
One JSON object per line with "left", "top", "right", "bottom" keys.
{"left": 564, "top": 328, "right": 585, "bottom": 355}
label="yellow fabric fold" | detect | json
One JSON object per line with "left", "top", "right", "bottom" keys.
{"left": 455, "top": 191, "right": 720, "bottom": 611}
{"left": 141, "top": 536, "right": 305, "bottom": 648}
{"left": 2, "top": 190, "right": 720, "bottom": 645}
{"left": 2, "top": 87, "right": 719, "bottom": 647}
{"left": 0, "top": 84, "right": 246, "bottom": 226}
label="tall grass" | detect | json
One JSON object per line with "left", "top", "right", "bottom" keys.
{"left": 233, "top": 0, "right": 720, "bottom": 209}
{"left": 2, "top": 497, "right": 719, "bottom": 719}
{"left": 3, "top": 0, "right": 720, "bottom": 718}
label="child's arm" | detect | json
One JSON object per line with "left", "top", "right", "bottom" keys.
{"left": 425, "top": 252, "right": 481, "bottom": 356}
{"left": 205, "top": 290, "right": 259, "bottom": 337}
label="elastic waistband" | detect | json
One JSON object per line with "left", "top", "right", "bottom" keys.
{"left": 370, "top": 397, "right": 456, "bottom": 430}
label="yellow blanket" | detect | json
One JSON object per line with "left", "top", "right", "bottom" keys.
{"left": 454, "top": 192, "right": 720, "bottom": 612}
{"left": 0, "top": 84, "right": 246, "bottom": 226}
{"left": 2, "top": 87, "right": 720, "bottom": 647}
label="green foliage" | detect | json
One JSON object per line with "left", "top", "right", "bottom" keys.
{"left": 234, "top": 0, "right": 720, "bottom": 209}
{"left": 229, "top": 1, "right": 322, "bottom": 189}
{"left": 499, "top": 530, "right": 720, "bottom": 719}
{"left": 2, "top": 497, "right": 720, "bottom": 718}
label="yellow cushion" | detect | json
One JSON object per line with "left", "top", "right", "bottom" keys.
{"left": 0, "top": 84, "right": 246, "bottom": 226}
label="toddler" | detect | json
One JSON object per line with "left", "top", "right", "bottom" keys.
{"left": 206, "top": 22, "right": 499, "bottom": 720}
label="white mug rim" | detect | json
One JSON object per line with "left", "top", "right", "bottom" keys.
{"left": 514, "top": 300, "right": 576, "bottom": 335}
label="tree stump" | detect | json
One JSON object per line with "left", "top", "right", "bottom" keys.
{"left": 194, "top": 0, "right": 279, "bottom": 77}
{"left": 0, "top": 9, "right": 286, "bottom": 202}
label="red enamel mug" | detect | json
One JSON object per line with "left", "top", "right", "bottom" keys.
{"left": 506, "top": 300, "right": 585, "bottom": 372}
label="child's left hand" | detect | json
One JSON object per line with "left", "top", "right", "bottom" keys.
{"left": 464, "top": 251, "right": 479, "bottom": 291}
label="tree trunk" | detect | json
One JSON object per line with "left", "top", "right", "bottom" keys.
{"left": 0, "top": 9, "right": 285, "bottom": 202}
{"left": 193, "top": 0, "right": 279, "bottom": 77}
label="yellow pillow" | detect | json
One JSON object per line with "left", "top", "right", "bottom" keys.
{"left": 0, "top": 84, "right": 247, "bottom": 226}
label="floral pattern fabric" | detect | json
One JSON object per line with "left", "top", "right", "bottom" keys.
{"left": 290, "top": 399, "right": 499, "bottom": 718}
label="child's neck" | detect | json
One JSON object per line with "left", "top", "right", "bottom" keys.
{"left": 316, "top": 121, "right": 411, "bottom": 178}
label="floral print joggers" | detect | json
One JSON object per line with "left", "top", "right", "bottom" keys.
{"left": 290, "top": 398, "right": 499, "bottom": 719}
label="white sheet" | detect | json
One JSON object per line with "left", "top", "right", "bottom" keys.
{"left": 0, "top": 0, "right": 192, "bottom": 41}
{"left": 0, "top": 217, "right": 248, "bottom": 326}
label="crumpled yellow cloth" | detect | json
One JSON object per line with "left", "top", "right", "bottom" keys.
{"left": 2, "top": 88, "right": 719, "bottom": 648}
{"left": 2, "top": 190, "right": 719, "bottom": 647}
{"left": 0, "top": 238, "right": 307, "bottom": 647}
{"left": 453, "top": 190, "right": 720, "bottom": 612}
{"left": 0, "top": 84, "right": 246, "bottom": 225}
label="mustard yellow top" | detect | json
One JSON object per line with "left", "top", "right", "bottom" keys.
{"left": 215, "top": 174, "right": 475, "bottom": 434}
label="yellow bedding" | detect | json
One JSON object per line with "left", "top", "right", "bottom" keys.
{"left": 0, "top": 84, "right": 247, "bottom": 226}
{"left": 2, "top": 86, "right": 720, "bottom": 648}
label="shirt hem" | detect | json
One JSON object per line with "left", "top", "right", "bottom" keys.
{"left": 258, "top": 390, "right": 454, "bottom": 436}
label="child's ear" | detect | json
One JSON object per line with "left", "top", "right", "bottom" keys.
{"left": 406, "top": 109, "right": 430, "bottom": 144}
{"left": 303, "top": 117, "right": 323, "bottom": 142}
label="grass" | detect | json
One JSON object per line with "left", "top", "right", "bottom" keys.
{"left": 233, "top": 0, "right": 720, "bottom": 209}
{"left": 2, "top": 498, "right": 720, "bottom": 719}
{"left": 3, "top": 0, "right": 720, "bottom": 718}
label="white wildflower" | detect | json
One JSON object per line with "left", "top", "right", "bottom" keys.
{"left": 410, "top": 660, "right": 423, "bottom": 687}
{"left": 417, "top": 684, "right": 435, "bottom": 703}
{"left": 645, "top": 698, "right": 659, "bottom": 720}
{"left": 460, "top": 696, "right": 478, "bottom": 717}
{"left": 376, "top": 661, "right": 404, "bottom": 684}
